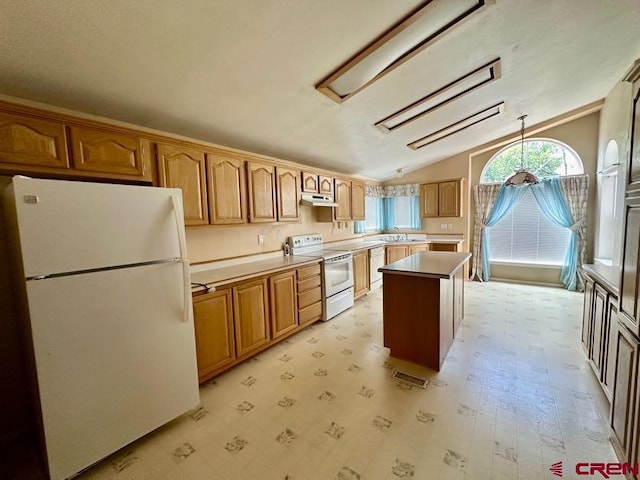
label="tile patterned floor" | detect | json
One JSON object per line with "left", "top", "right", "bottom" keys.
{"left": 58, "top": 282, "right": 623, "bottom": 478}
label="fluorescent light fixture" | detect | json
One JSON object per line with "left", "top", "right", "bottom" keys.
{"left": 316, "top": 0, "right": 493, "bottom": 104}
{"left": 408, "top": 101, "right": 504, "bottom": 150}
{"left": 376, "top": 58, "right": 501, "bottom": 132}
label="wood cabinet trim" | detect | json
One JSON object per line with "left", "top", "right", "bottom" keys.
{"left": 156, "top": 142, "right": 208, "bottom": 225}
{"left": 275, "top": 166, "right": 301, "bottom": 222}
{"left": 0, "top": 99, "right": 379, "bottom": 189}
{"left": 193, "top": 288, "right": 235, "bottom": 381}
{"left": 246, "top": 161, "right": 277, "bottom": 223}
{"left": 269, "top": 270, "right": 298, "bottom": 339}
{"left": 206, "top": 153, "right": 247, "bottom": 224}
{"left": 0, "top": 112, "right": 70, "bottom": 169}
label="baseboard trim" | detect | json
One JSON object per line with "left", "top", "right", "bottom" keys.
{"left": 490, "top": 277, "right": 564, "bottom": 288}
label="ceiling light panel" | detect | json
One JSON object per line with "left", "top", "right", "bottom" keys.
{"left": 316, "top": 0, "right": 493, "bottom": 104}
{"left": 376, "top": 58, "right": 501, "bottom": 132}
{"left": 408, "top": 101, "right": 505, "bottom": 150}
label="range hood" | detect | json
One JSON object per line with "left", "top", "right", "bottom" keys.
{"left": 300, "top": 193, "right": 338, "bottom": 207}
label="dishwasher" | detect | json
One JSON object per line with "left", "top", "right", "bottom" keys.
{"left": 369, "top": 246, "right": 385, "bottom": 290}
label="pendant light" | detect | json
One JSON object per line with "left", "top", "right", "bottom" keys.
{"left": 504, "top": 115, "right": 539, "bottom": 186}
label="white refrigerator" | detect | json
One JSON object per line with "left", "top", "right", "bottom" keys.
{"left": 2, "top": 177, "right": 200, "bottom": 480}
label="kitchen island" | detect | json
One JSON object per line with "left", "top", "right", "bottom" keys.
{"left": 379, "top": 251, "right": 471, "bottom": 371}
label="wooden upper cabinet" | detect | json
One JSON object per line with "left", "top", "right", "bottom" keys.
{"left": 156, "top": 143, "right": 208, "bottom": 225}
{"left": 193, "top": 288, "right": 235, "bottom": 382}
{"left": 334, "top": 178, "right": 352, "bottom": 221}
{"left": 269, "top": 270, "right": 298, "bottom": 339}
{"left": 301, "top": 171, "right": 319, "bottom": 193}
{"left": 276, "top": 166, "right": 300, "bottom": 222}
{"left": 247, "top": 161, "right": 277, "bottom": 223}
{"left": 319, "top": 175, "right": 334, "bottom": 198}
{"left": 351, "top": 181, "right": 365, "bottom": 221}
{"left": 625, "top": 64, "right": 640, "bottom": 191}
{"left": 69, "top": 126, "right": 148, "bottom": 177}
{"left": 233, "top": 278, "right": 270, "bottom": 357}
{"left": 0, "top": 112, "right": 69, "bottom": 169}
{"left": 206, "top": 151, "right": 246, "bottom": 224}
{"left": 439, "top": 180, "right": 461, "bottom": 217}
{"left": 620, "top": 203, "right": 640, "bottom": 336}
{"left": 421, "top": 183, "right": 439, "bottom": 217}
{"left": 420, "top": 179, "right": 462, "bottom": 218}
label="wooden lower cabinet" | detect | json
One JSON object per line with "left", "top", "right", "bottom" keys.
{"left": 297, "top": 262, "right": 323, "bottom": 325}
{"left": 582, "top": 277, "right": 595, "bottom": 354}
{"left": 386, "top": 246, "right": 408, "bottom": 264}
{"left": 353, "top": 250, "right": 369, "bottom": 299}
{"left": 611, "top": 324, "right": 639, "bottom": 464}
{"left": 270, "top": 270, "right": 298, "bottom": 338}
{"left": 408, "top": 244, "right": 428, "bottom": 254}
{"left": 604, "top": 298, "right": 619, "bottom": 399}
{"left": 591, "top": 284, "right": 608, "bottom": 374}
{"left": 233, "top": 277, "right": 270, "bottom": 357}
{"left": 193, "top": 264, "right": 324, "bottom": 383}
{"left": 385, "top": 243, "right": 430, "bottom": 263}
{"left": 192, "top": 289, "right": 235, "bottom": 382}
{"left": 581, "top": 269, "right": 622, "bottom": 403}
{"left": 430, "top": 242, "right": 459, "bottom": 252}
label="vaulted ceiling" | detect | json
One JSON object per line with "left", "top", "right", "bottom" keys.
{"left": 1, "top": 0, "right": 638, "bottom": 180}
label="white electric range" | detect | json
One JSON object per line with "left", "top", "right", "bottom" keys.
{"left": 288, "top": 234, "right": 354, "bottom": 321}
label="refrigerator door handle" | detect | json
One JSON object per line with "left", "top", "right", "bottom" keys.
{"left": 171, "top": 195, "right": 190, "bottom": 323}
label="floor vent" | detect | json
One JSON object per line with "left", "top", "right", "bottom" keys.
{"left": 392, "top": 371, "right": 429, "bottom": 389}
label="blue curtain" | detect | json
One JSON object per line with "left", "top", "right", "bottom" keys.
{"left": 373, "top": 197, "right": 384, "bottom": 230}
{"left": 410, "top": 196, "right": 421, "bottom": 229}
{"left": 383, "top": 197, "right": 396, "bottom": 230}
{"left": 354, "top": 221, "right": 366, "bottom": 234}
{"left": 481, "top": 185, "right": 528, "bottom": 280}
{"left": 531, "top": 177, "right": 579, "bottom": 290}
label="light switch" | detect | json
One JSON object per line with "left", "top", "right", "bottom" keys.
{"left": 257, "top": 234, "right": 264, "bottom": 244}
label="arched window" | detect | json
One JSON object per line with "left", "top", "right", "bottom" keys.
{"left": 481, "top": 139, "right": 584, "bottom": 266}
{"left": 480, "top": 138, "right": 583, "bottom": 183}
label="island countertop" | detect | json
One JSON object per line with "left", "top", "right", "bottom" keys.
{"left": 379, "top": 251, "right": 471, "bottom": 279}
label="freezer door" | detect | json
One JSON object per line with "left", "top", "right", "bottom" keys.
{"left": 8, "top": 177, "right": 185, "bottom": 278}
{"left": 25, "top": 261, "right": 199, "bottom": 480}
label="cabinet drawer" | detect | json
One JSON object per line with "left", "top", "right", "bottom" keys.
{"left": 298, "top": 263, "right": 321, "bottom": 280}
{"left": 298, "top": 286, "right": 321, "bottom": 309}
{"left": 299, "top": 301, "right": 322, "bottom": 325}
{"left": 298, "top": 274, "right": 321, "bottom": 292}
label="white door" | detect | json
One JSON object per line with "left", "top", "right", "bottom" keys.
{"left": 26, "top": 261, "right": 199, "bottom": 480}
{"left": 9, "top": 177, "right": 185, "bottom": 277}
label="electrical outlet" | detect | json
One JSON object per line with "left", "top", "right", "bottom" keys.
{"left": 448, "top": 224, "right": 453, "bottom": 230}
{"left": 440, "top": 223, "right": 447, "bottom": 230}
{"left": 257, "top": 234, "right": 264, "bottom": 244}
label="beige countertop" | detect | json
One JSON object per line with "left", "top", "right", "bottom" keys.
{"left": 191, "top": 255, "right": 322, "bottom": 293}
{"left": 379, "top": 251, "right": 471, "bottom": 279}
{"left": 324, "top": 240, "right": 387, "bottom": 251}
{"left": 325, "top": 236, "right": 464, "bottom": 252}
{"left": 582, "top": 264, "right": 621, "bottom": 297}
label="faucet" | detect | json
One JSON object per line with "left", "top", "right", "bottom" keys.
{"left": 393, "top": 227, "right": 400, "bottom": 242}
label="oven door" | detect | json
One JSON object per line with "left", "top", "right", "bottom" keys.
{"left": 323, "top": 254, "right": 354, "bottom": 297}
